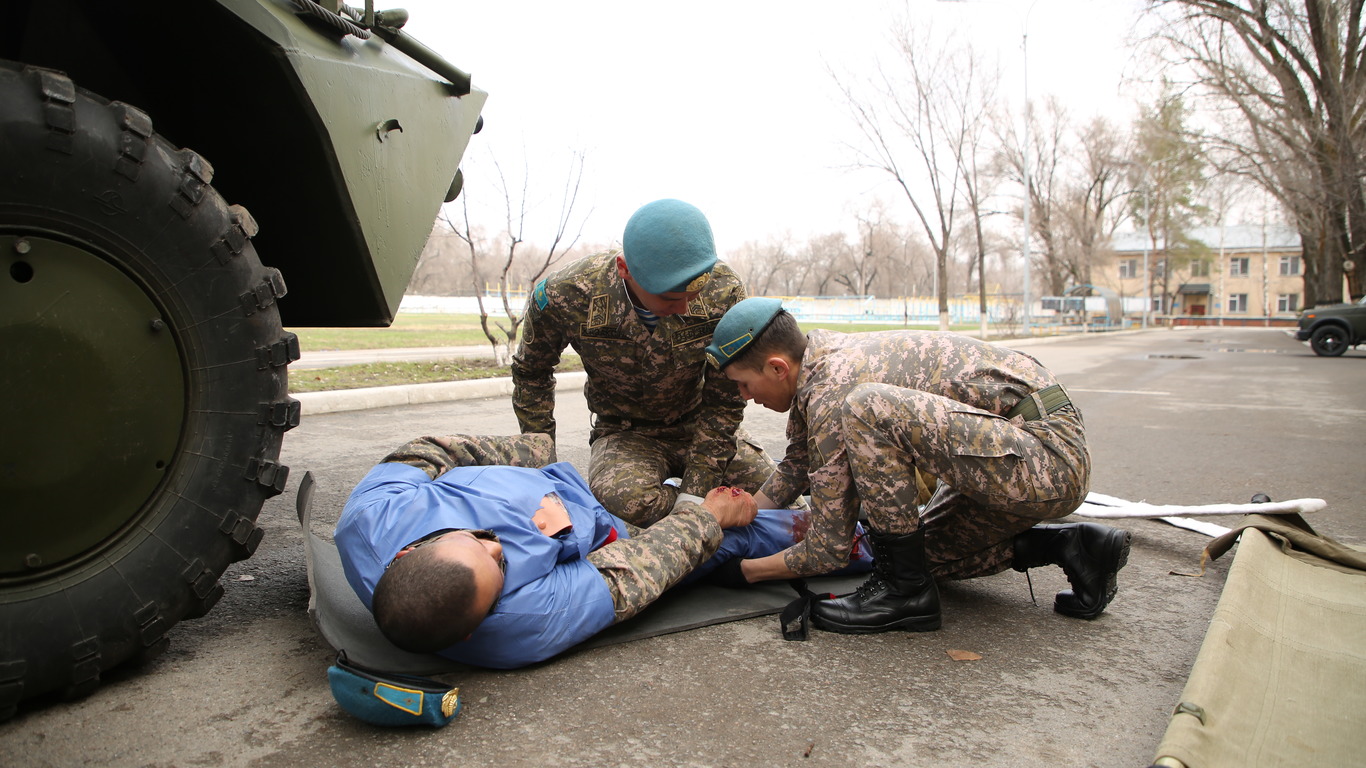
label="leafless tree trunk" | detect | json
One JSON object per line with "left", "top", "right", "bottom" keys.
{"left": 1059, "top": 117, "right": 1132, "bottom": 294}
{"left": 1148, "top": 0, "right": 1365, "bottom": 303}
{"left": 445, "top": 151, "right": 590, "bottom": 363}
{"left": 995, "top": 96, "right": 1070, "bottom": 297}
{"left": 836, "top": 22, "right": 992, "bottom": 329}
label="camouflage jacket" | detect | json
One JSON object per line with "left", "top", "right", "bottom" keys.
{"left": 511, "top": 250, "right": 749, "bottom": 495}
{"left": 761, "top": 329, "right": 1073, "bottom": 575}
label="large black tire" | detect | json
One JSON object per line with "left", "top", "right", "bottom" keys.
{"left": 0, "top": 62, "right": 299, "bottom": 717}
{"left": 1309, "top": 324, "right": 1349, "bottom": 357}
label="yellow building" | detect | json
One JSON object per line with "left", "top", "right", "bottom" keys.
{"left": 1105, "top": 225, "right": 1303, "bottom": 326}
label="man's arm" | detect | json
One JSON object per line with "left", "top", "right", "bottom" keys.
{"left": 679, "top": 275, "right": 749, "bottom": 495}
{"left": 755, "top": 407, "right": 812, "bottom": 509}
{"left": 381, "top": 434, "right": 557, "bottom": 480}
{"left": 511, "top": 279, "right": 568, "bottom": 438}
{"left": 588, "top": 487, "right": 757, "bottom": 623}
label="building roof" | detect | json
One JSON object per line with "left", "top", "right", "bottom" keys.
{"left": 1110, "top": 224, "right": 1301, "bottom": 254}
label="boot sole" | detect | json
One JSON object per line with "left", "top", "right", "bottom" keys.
{"left": 810, "top": 614, "right": 942, "bottom": 634}
{"left": 1056, "top": 529, "right": 1132, "bottom": 620}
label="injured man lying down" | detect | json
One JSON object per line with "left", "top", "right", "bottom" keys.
{"left": 335, "top": 434, "right": 871, "bottom": 669}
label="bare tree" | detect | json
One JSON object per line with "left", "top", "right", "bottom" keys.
{"left": 1057, "top": 116, "right": 1133, "bottom": 292}
{"left": 995, "top": 96, "right": 1071, "bottom": 297}
{"left": 837, "top": 22, "right": 993, "bottom": 329}
{"left": 1148, "top": 0, "right": 1365, "bottom": 303}
{"left": 408, "top": 219, "right": 472, "bottom": 296}
{"left": 797, "top": 232, "right": 850, "bottom": 296}
{"left": 726, "top": 235, "right": 796, "bottom": 296}
{"left": 955, "top": 76, "right": 1003, "bottom": 337}
{"left": 445, "top": 151, "right": 590, "bottom": 363}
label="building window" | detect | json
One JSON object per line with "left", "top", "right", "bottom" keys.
{"left": 1227, "top": 293, "right": 1249, "bottom": 313}
{"left": 1278, "top": 294, "right": 1300, "bottom": 312}
{"left": 1229, "top": 257, "right": 1251, "bottom": 277}
{"left": 1279, "top": 255, "right": 1302, "bottom": 276}
{"left": 1190, "top": 259, "right": 1210, "bottom": 277}
{"left": 1119, "top": 259, "right": 1138, "bottom": 279}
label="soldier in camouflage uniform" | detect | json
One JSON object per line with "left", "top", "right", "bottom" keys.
{"left": 512, "top": 199, "right": 775, "bottom": 527}
{"left": 704, "top": 298, "right": 1132, "bottom": 635}
{"left": 334, "top": 432, "right": 762, "bottom": 668}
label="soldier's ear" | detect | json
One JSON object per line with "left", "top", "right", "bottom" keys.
{"left": 615, "top": 255, "right": 630, "bottom": 280}
{"left": 766, "top": 356, "right": 790, "bottom": 379}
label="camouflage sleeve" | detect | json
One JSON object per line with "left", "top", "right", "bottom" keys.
{"left": 779, "top": 441, "right": 860, "bottom": 576}
{"left": 757, "top": 406, "right": 810, "bottom": 508}
{"left": 511, "top": 279, "right": 566, "bottom": 438}
{"left": 679, "top": 279, "right": 749, "bottom": 496}
{"left": 769, "top": 402, "right": 858, "bottom": 576}
{"left": 380, "top": 434, "right": 557, "bottom": 480}
{"left": 586, "top": 501, "right": 724, "bottom": 623}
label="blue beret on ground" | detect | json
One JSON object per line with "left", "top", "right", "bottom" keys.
{"left": 622, "top": 199, "right": 718, "bottom": 294}
{"left": 328, "top": 654, "right": 461, "bottom": 727}
{"left": 705, "top": 296, "right": 784, "bottom": 368}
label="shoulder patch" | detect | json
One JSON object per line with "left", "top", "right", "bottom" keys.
{"left": 587, "top": 294, "right": 610, "bottom": 329}
{"left": 533, "top": 278, "right": 550, "bottom": 311}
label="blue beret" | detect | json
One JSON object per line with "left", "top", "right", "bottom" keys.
{"left": 622, "top": 199, "right": 718, "bottom": 294}
{"left": 705, "top": 297, "right": 784, "bottom": 369}
{"left": 328, "top": 654, "right": 462, "bottom": 727}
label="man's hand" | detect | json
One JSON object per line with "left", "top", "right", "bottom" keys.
{"left": 701, "top": 486, "right": 758, "bottom": 529}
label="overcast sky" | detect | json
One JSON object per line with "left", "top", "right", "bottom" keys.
{"left": 396, "top": 0, "right": 1151, "bottom": 255}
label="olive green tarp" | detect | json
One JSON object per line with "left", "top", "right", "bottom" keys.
{"left": 1153, "top": 514, "right": 1366, "bottom": 768}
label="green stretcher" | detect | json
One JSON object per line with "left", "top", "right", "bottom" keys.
{"left": 1151, "top": 513, "right": 1366, "bottom": 767}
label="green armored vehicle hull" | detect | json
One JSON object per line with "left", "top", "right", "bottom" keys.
{"left": 0, "top": 0, "right": 486, "bottom": 716}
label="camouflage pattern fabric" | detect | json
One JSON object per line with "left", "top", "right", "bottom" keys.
{"left": 759, "top": 330, "right": 1090, "bottom": 578}
{"left": 587, "top": 424, "right": 775, "bottom": 526}
{"left": 512, "top": 250, "right": 773, "bottom": 521}
{"left": 841, "top": 382, "right": 1088, "bottom": 579}
{"left": 379, "top": 432, "right": 725, "bottom": 624}
{"left": 587, "top": 504, "right": 723, "bottom": 622}
{"left": 381, "top": 433, "right": 556, "bottom": 478}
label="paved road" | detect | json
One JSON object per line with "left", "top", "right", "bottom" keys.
{"left": 3, "top": 328, "right": 1362, "bottom": 767}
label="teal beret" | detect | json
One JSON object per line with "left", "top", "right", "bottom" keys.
{"left": 705, "top": 297, "right": 784, "bottom": 369}
{"left": 328, "top": 654, "right": 462, "bottom": 727}
{"left": 622, "top": 199, "right": 718, "bottom": 295}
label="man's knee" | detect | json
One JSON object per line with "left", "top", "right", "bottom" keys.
{"left": 590, "top": 473, "right": 675, "bottom": 527}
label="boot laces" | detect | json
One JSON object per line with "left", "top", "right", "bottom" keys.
{"left": 853, "top": 574, "right": 889, "bottom": 601}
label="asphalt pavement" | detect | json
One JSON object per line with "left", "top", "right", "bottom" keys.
{"left": 3, "top": 327, "right": 1362, "bottom": 767}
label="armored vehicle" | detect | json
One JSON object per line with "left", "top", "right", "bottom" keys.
{"left": 0, "top": 0, "right": 486, "bottom": 717}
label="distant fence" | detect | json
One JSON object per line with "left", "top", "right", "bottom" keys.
{"left": 399, "top": 293, "right": 1018, "bottom": 324}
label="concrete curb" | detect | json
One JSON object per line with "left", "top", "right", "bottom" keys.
{"left": 294, "top": 371, "right": 588, "bottom": 416}
{"left": 292, "top": 329, "right": 1162, "bottom": 416}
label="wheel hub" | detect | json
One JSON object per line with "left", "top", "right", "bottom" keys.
{"left": 0, "top": 234, "right": 185, "bottom": 580}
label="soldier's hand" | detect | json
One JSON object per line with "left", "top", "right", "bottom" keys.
{"left": 702, "top": 486, "right": 758, "bottom": 529}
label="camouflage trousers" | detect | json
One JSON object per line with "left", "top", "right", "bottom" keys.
{"left": 840, "top": 382, "right": 1090, "bottom": 580}
{"left": 587, "top": 424, "right": 776, "bottom": 527}
{"left": 587, "top": 506, "right": 722, "bottom": 623}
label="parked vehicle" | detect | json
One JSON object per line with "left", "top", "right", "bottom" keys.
{"left": 1296, "top": 295, "right": 1366, "bottom": 356}
{"left": 1, "top": 0, "right": 486, "bottom": 716}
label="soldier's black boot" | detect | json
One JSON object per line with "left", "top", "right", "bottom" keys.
{"left": 811, "top": 529, "right": 941, "bottom": 633}
{"left": 1012, "top": 523, "right": 1132, "bottom": 619}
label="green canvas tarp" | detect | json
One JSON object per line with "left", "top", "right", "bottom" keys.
{"left": 1152, "top": 514, "right": 1366, "bottom": 767}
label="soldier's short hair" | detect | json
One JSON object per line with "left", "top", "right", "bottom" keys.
{"left": 373, "top": 546, "right": 484, "bottom": 653}
{"left": 728, "top": 309, "right": 806, "bottom": 372}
